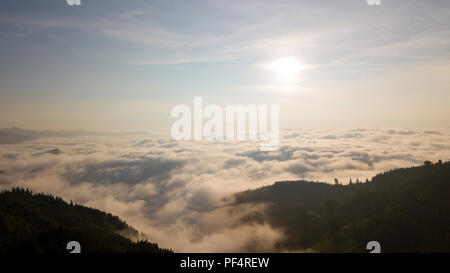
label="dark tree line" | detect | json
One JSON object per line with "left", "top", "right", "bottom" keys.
{"left": 0, "top": 188, "right": 172, "bottom": 253}
{"left": 235, "top": 160, "right": 450, "bottom": 252}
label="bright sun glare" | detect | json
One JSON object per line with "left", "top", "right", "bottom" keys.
{"left": 269, "top": 57, "right": 304, "bottom": 83}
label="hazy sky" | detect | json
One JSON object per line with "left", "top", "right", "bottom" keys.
{"left": 0, "top": 0, "right": 449, "bottom": 133}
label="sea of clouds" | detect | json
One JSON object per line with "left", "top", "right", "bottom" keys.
{"left": 1, "top": 127, "right": 450, "bottom": 252}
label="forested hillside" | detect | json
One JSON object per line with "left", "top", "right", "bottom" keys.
{"left": 2, "top": 161, "right": 449, "bottom": 253}
{"left": 0, "top": 188, "right": 171, "bottom": 253}
{"left": 235, "top": 160, "right": 450, "bottom": 252}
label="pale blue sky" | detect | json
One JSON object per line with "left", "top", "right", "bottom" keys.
{"left": 0, "top": 0, "right": 449, "bottom": 133}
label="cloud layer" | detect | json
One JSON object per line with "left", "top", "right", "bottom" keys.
{"left": 1, "top": 127, "right": 450, "bottom": 252}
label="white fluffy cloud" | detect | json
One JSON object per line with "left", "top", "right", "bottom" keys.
{"left": 1, "top": 128, "right": 449, "bottom": 252}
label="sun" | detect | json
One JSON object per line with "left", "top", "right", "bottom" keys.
{"left": 268, "top": 57, "right": 305, "bottom": 83}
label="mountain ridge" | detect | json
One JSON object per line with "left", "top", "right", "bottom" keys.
{"left": 0, "top": 188, "right": 171, "bottom": 253}
{"left": 234, "top": 160, "right": 450, "bottom": 252}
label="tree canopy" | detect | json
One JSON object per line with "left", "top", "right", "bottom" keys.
{"left": 235, "top": 160, "right": 450, "bottom": 252}
{"left": 0, "top": 188, "right": 172, "bottom": 253}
